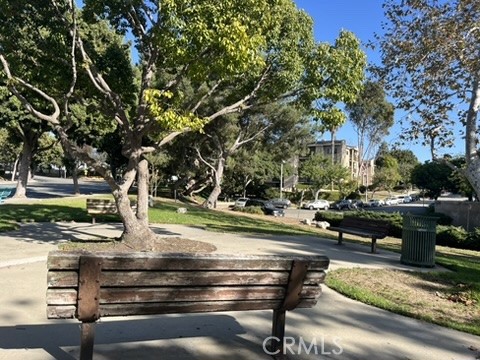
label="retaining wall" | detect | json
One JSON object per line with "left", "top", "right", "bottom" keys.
{"left": 434, "top": 201, "right": 480, "bottom": 231}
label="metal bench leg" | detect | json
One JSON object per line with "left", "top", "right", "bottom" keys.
{"left": 337, "top": 232, "right": 343, "bottom": 246}
{"left": 371, "top": 238, "right": 377, "bottom": 253}
{"left": 269, "top": 309, "right": 286, "bottom": 357}
{"left": 80, "top": 322, "right": 96, "bottom": 360}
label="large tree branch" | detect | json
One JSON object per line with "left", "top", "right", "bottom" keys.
{"left": 207, "top": 65, "right": 272, "bottom": 121}
{"left": 195, "top": 147, "right": 217, "bottom": 173}
{"left": 0, "top": 55, "right": 61, "bottom": 124}
{"left": 190, "top": 81, "right": 222, "bottom": 113}
{"left": 230, "top": 124, "right": 272, "bottom": 153}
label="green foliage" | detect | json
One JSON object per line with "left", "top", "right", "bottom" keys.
{"left": 467, "top": 228, "right": 480, "bottom": 251}
{"left": 300, "top": 154, "right": 350, "bottom": 198}
{"left": 144, "top": 89, "right": 208, "bottom": 135}
{"left": 436, "top": 225, "right": 470, "bottom": 249}
{"left": 34, "top": 133, "right": 64, "bottom": 171}
{"left": 376, "top": 0, "right": 480, "bottom": 197}
{"left": 411, "top": 161, "right": 453, "bottom": 199}
{"left": 345, "top": 80, "right": 394, "bottom": 164}
{"left": 372, "top": 154, "right": 401, "bottom": 192}
{"left": 232, "top": 205, "right": 263, "bottom": 215}
{"left": 313, "top": 211, "right": 344, "bottom": 226}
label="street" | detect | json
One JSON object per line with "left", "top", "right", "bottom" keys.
{"left": 0, "top": 175, "right": 111, "bottom": 199}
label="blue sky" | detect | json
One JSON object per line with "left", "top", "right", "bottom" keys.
{"left": 294, "top": 0, "right": 464, "bottom": 163}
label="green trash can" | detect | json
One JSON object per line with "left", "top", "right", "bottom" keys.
{"left": 401, "top": 215, "right": 437, "bottom": 267}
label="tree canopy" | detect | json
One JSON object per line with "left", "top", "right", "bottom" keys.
{"left": 0, "top": 0, "right": 367, "bottom": 247}
{"left": 376, "top": 0, "right": 480, "bottom": 199}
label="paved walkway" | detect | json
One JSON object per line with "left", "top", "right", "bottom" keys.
{"left": 0, "top": 222, "right": 479, "bottom": 359}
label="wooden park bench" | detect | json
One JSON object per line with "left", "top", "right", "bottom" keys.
{"left": 0, "top": 188, "right": 13, "bottom": 204}
{"left": 327, "top": 217, "right": 390, "bottom": 253}
{"left": 86, "top": 198, "right": 136, "bottom": 224}
{"left": 46, "top": 251, "right": 330, "bottom": 360}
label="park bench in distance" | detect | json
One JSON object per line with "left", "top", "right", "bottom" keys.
{"left": 327, "top": 217, "right": 390, "bottom": 253}
{"left": 86, "top": 198, "right": 136, "bottom": 224}
{"left": 46, "top": 251, "right": 329, "bottom": 360}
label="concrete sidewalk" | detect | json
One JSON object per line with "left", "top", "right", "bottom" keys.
{"left": 0, "top": 222, "right": 479, "bottom": 359}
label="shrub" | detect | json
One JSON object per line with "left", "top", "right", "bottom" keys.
{"left": 233, "top": 206, "right": 263, "bottom": 215}
{"left": 466, "top": 227, "right": 480, "bottom": 251}
{"left": 436, "top": 225, "right": 469, "bottom": 249}
{"left": 425, "top": 209, "right": 453, "bottom": 225}
{"left": 314, "top": 211, "right": 343, "bottom": 226}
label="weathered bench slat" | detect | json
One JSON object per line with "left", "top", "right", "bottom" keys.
{"left": 48, "top": 270, "right": 326, "bottom": 287}
{"left": 47, "top": 298, "right": 320, "bottom": 319}
{"left": 48, "top": 252, "right": 329, "bottom": 271}
{"left": 46, "top": 251, "right": 329, "bottom": 359}
{"left": 47, "top": 285, "right": 322, "bottom": 305}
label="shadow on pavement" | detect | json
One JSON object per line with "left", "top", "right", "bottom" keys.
{"left": 0, "top": 315, "right": 251, "bottom": 360}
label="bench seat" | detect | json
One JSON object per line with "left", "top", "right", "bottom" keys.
{"left": 327, "top": 217, "right": 390, "bottom": 253}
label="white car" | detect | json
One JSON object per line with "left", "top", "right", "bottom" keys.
{"left": 234, "top": 197, "right": 249, "bottom": 207}
{"left": 397, "top": 195, "right": 412, "bottom": 203}
{"left": 302, "top": 199, "right": 330, "bottom": 210}
{"left": 366, "top": 199, "right": 384, "bottom": 207}
{"left": 384, "top": 197, "right": 400, "bottom": 205}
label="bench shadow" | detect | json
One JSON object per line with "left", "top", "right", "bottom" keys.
{"left": 0, "top": 222, "right": 182, "bottom": 245}
{"left": 0, "top": 314, "right": 254, "bottom": 360}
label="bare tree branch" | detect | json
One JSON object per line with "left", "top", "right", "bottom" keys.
{"left": 191, "top": 81, "right": 222, "bottom": 113}
{"left": 195, "top": 147, "right": 216, "bottom": 173}
{"left": 207, "top": 65, "right": 272, "bottom": 121}
{"left": 0, "top": 55, "right": 61, "bottom": 124}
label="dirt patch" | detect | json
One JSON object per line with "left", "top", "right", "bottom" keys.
{"left": 60, "top": 236, "right": 217, "bottom": 253}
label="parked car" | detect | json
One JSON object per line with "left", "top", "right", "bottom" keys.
{"left": 366, "top": 199, "right": 384, "bottom": 207}
{"left": 330, "top": 199, "right": 356, "bottom": 210}
{"left": 384, "top": 197, "right": 401, "bottom": 206}
{"left": 269, "top": 198, "right": 291, "bottom": 209}
{"left": 244, "top": 199, "right": 285, "bottom": 216}
{"left": 234, "top": 197, "right": 249, "bottom": 207}
{"left": 302, "top": 199, "right": 330, "bottom": 210}
{"left": 263, "top": 201, "right": 285, "bottom": 217}
{"left": 397, "top": 195, "right": 412, "bottom": 203}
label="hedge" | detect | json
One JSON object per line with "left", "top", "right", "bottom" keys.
{"left": 314, "top": 209, "right": 479, "bottom": 251}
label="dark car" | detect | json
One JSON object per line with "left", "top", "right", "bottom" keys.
{"left": 330, "top": 199, "right": 357, "bottom": 210}
{"left": 263, "top": 201, "right": 285, "bottom": 217}
{"left": 269, "top": 198, "right": 291, "bottom": 209}
{"left": 245, "top": 199, "right": 285, "bottom": 217}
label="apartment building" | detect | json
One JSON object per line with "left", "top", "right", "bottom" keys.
{"left": 305, "top": 140, "right": 374, "bottom": 186}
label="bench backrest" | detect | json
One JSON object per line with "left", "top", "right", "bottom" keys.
{"left": 46, "top": 251, "right": 329, "bottom": 321}
{"left": 86, "top": 199, "right": 118, "bottom": 214}
{"left": 341, "top": 217, "right": 390, "bottom": 235}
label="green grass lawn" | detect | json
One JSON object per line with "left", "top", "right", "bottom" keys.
{"left": 325, "top": 236, "right": 480, "bottom": 336}
{"left": 0, "top": 197, "right": 318, "bottom": 236}
{"left": 1, "top": 197, "right": 479, "bottom": 335}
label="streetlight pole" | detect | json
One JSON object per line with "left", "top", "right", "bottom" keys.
{"left": 280, "top": 161, "right": 285, "bottom": 199}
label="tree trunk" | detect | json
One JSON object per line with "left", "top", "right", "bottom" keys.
{"left": 72, "top": 163, "right": 80, "bottom": 195}
{"left": 243, "top": 178, "right": 253, "bottom": 198}
{"left": 464, "top": 78, "right": 480, "bottom": 200}
{"left": 112, "top": 186, "right": 157, "bottom": 249}
{"left": 136, "top": 158, "right": 150, "bottom": 227}
{"left": 204, "top": 157, "right": 226, "bottom": 209}
{"left": 11, "top": 156, "right": 19, "bottom": 181}
{"left": 330, "top": 129, "right": 336, "bottom": 191}
{"left": 13, "top": 142, "right": 33, "bottom": 198}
